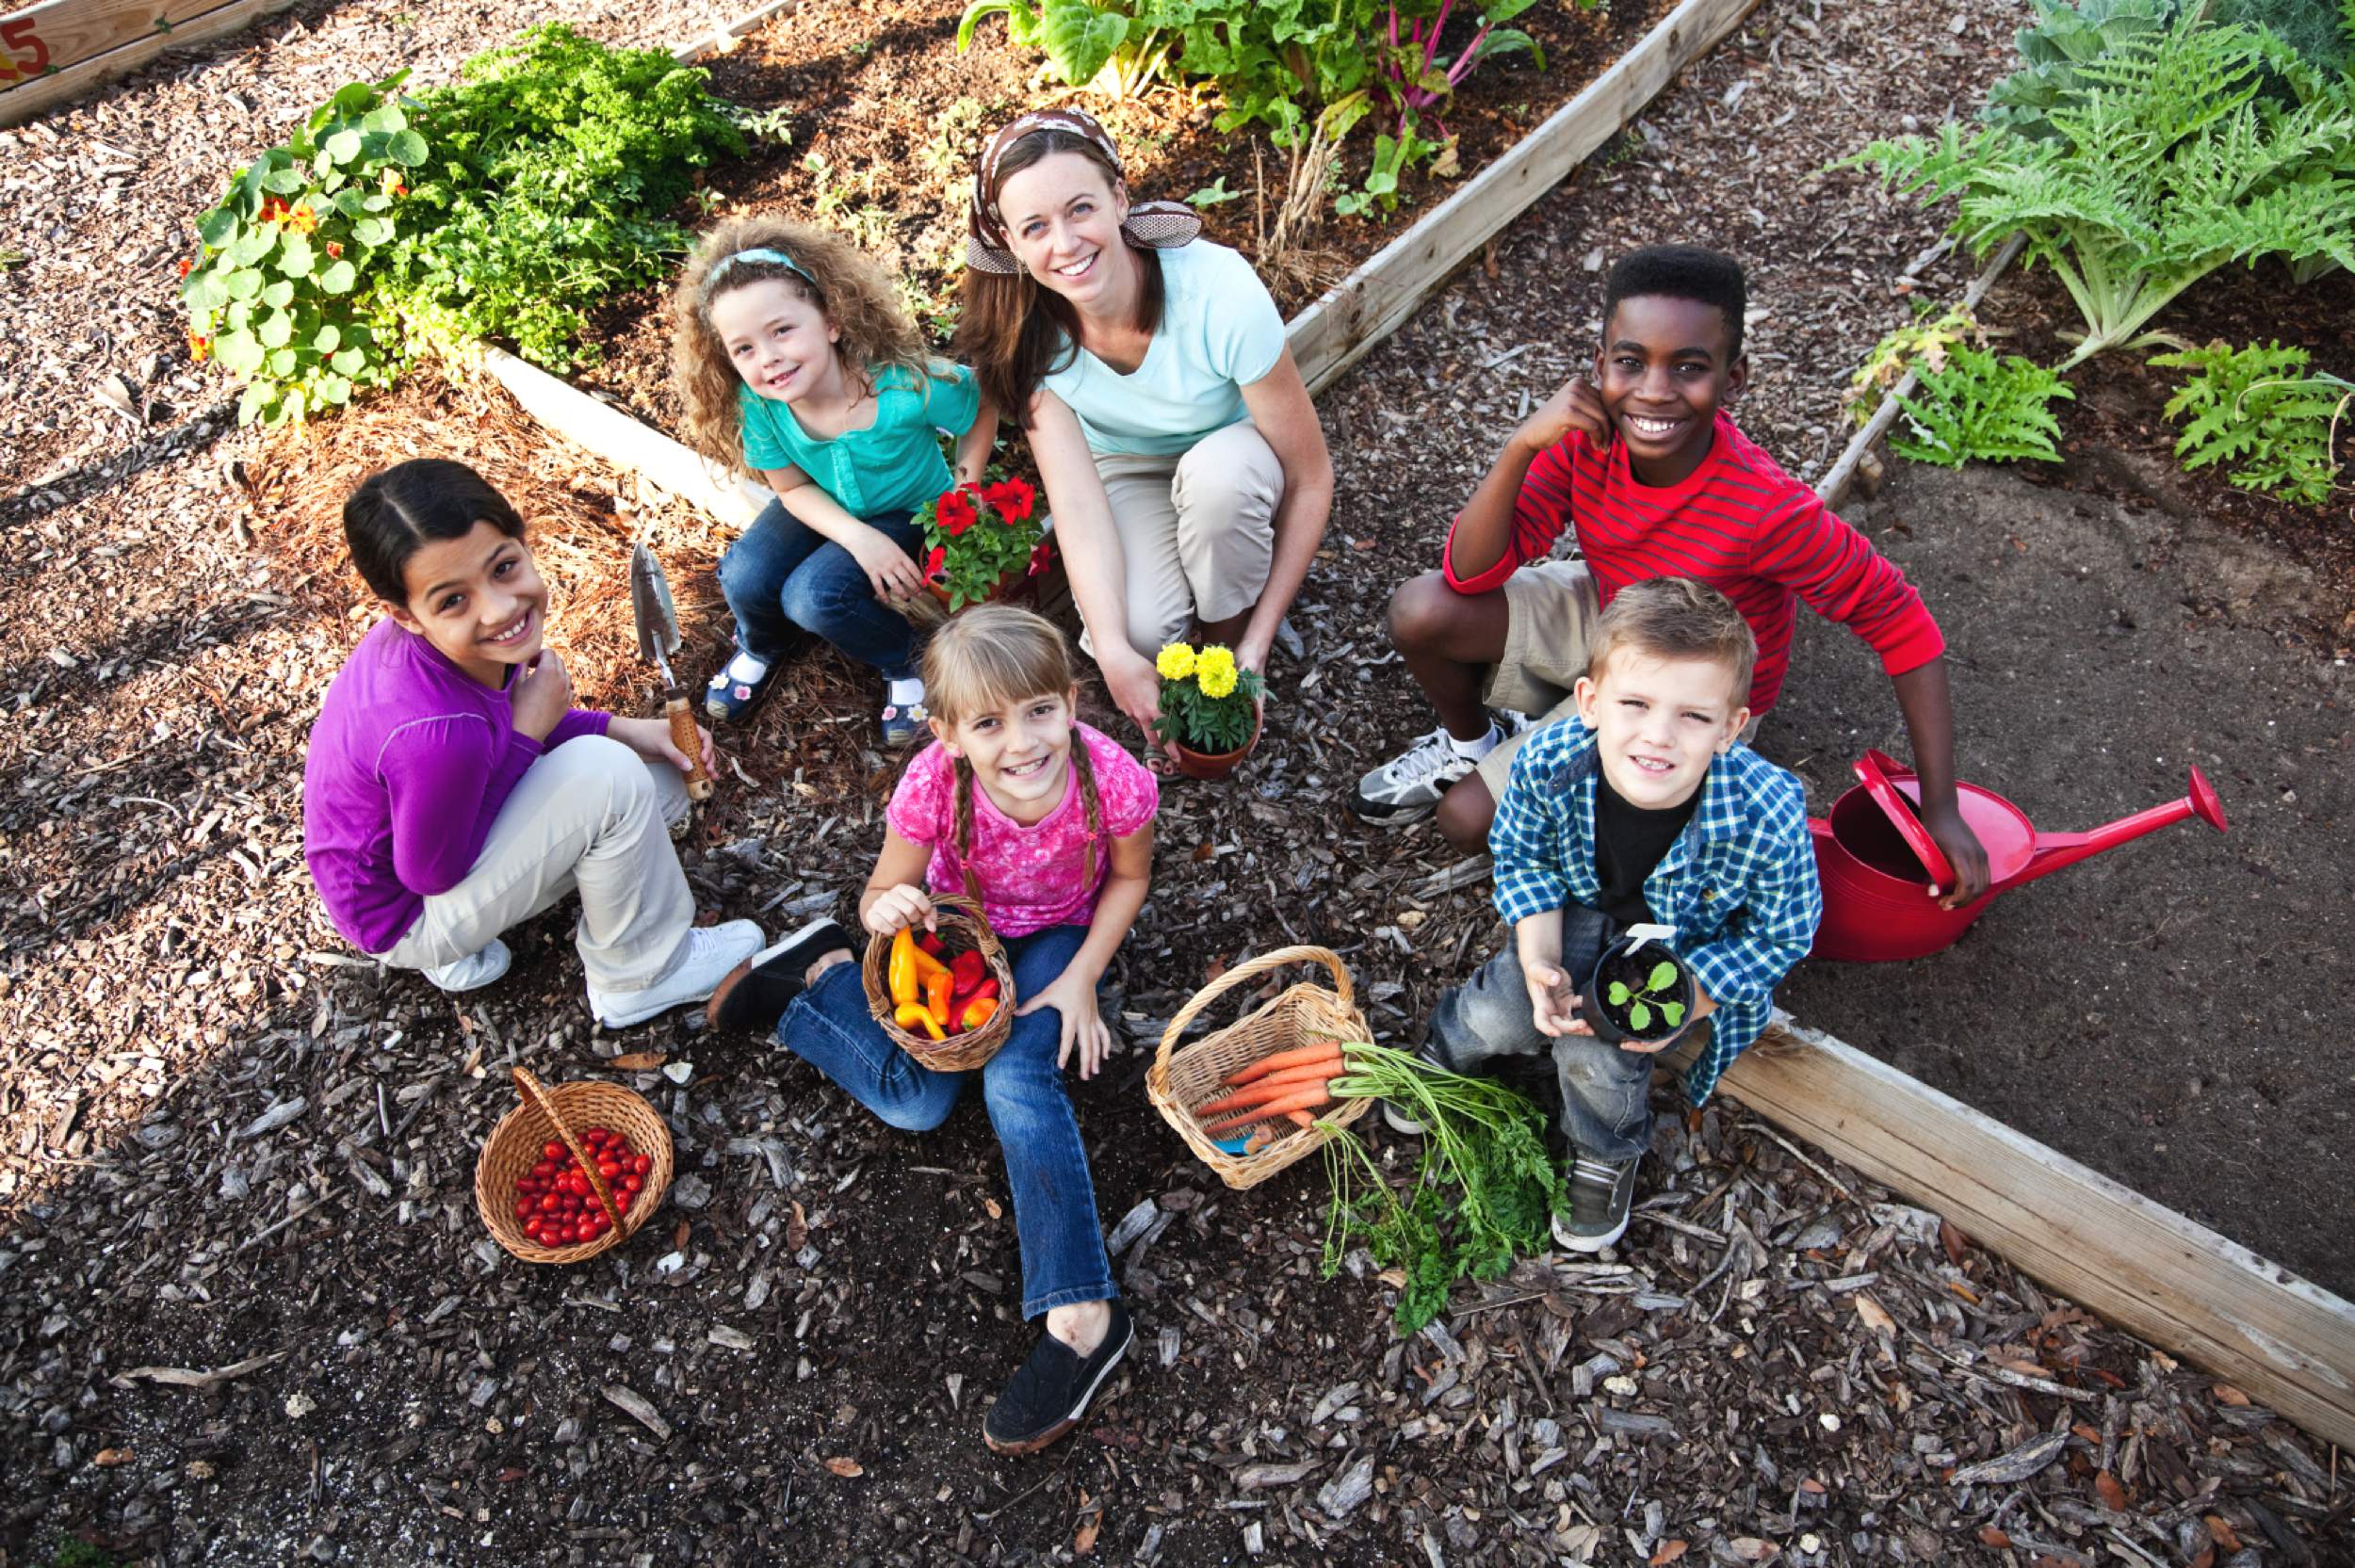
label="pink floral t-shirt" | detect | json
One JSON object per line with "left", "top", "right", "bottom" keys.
{"left": 886, "top": 723, "right": 1159, "bottom": 937}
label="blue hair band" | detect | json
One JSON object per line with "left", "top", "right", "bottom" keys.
{"left": 700, "top": 247, "right": 814, "bottom": 301}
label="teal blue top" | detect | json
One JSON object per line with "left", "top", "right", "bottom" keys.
{"left": 738, "top": 362, "right": 983, "bottom": 516}
{"left": 1041, "top": 241, "right": 1288, "bottom": 457}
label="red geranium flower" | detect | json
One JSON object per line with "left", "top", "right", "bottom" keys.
{"left": 983, "top": 477, "right": 1035, "bottom": 522}
{"left": 924, "top": 545, "right": 946, "bottom": 579}
{"left": 937, "top": 491, "right": 979, "bottom": 538}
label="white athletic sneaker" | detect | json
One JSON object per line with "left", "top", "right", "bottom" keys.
{"left": 424, "top": 938, "right": 512, "bottom": 993}
{"left": 588, "top": 920, "right": 766, "bottom": 1028}
{"left": 1352, "top": 726, "right": 1487, "bottom": 824}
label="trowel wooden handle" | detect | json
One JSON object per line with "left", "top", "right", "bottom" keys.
{"left": 664, "top": 691, "right": 714, "bottom": 802}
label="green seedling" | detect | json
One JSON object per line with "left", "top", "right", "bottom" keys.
{"left": 1607, "top": 960, "right": 1686, "bottom": 1033}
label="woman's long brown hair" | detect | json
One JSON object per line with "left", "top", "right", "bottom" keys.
{"left": 952, "top": 129, "right": 1165, "bottom": 426}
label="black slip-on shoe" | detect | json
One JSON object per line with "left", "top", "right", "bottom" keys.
{"left": 705, "top": 918, "right": 852, "bottom": 1035}
{"left": 983, "top": 1301, "right": 1134, "bottom": 1455}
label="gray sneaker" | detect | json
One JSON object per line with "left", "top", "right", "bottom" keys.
{"left": 1352, "top": 725, "right": 1486, "bottom": 824}
{"left": 588, "top": 920, "right": 766, "bottom": 1029}
{"left": 1551, "top": 1152, "right": 1637, "bottom": 1253}
{"left": 424, "top": 938, "right": 511, "bottom": 993}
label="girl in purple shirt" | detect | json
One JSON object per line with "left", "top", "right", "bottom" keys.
{"left": 301, "top": 459, "right": 764, "bottom": 1026}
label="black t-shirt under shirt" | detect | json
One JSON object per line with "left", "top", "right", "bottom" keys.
{"left": 1590, "top": 771, "right": 1701, "bottom": 926}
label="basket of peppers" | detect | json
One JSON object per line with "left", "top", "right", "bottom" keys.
{"left": 860, "top": 893, "right": 1015, "bottom": 1072}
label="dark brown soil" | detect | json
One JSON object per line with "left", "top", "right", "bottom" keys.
{"left": 565, "top": 0, "right": 1671, "bottom": 433}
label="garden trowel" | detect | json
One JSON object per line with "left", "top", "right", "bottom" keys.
{"left": 628, "top": 542, "right": 714, "bottom": 803}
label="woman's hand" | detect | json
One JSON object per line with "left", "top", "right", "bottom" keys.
{"left": 862, "top": 882, "right": 936, "bottom": 937}
{"left": 845, "top": 525, "right": 927, "bottom": 603}
{"left": 609, "top": 715, "right": 716, "bottom": 778}
{"left": 510, "top": 650, "right": 574, "bottom": 741}
{"left": 1017, "top": 965, "right": 1113, "bottom": 1080}
{"left": 1102, "top": 647, "right": 1164, "bottom": 742}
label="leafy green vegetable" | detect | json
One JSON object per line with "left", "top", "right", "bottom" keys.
{"left": 1849, "top": 8, "right": 2355, "bottom": 367}
{"left": 1319, "top": 1041, "right": 1564, "bottom": 1334}
{"left": 2151, "top": 340, "right": 2351, "bottom": 505}
{"left": 1888, "top": 344, "right": 2076, "bottom": 468}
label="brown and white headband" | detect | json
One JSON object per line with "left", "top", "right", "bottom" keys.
{"left": 966, "top": 107, "right": 1202, "bottom": 276}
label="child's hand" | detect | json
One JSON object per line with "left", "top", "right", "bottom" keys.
{"left": 862, "top": 883, "right": 935, "bottom": 936}
{"left": 1616, "top": 983, "right": 1715, "bottom": 1054}
{"left": 610, "top": 715, "right": 716, "bottom": 777}
{"left": 1524, "top": 960, "right": 1589, "bottom": 1039}
{"left": 1516, "top": 376, "right": 1611, "bottom": 455}
{"left": 847, "top": 525, "right": 928, "bottom": 602}
{"left": 511, "top": 650, "right": 575, "bottom": 741}
{"left": 1017, "top": 966, "right": 1113, "bottom": 1080}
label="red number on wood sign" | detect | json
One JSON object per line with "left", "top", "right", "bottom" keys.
{"left": 0, "top": 18, "right": 55, "bottom": 83}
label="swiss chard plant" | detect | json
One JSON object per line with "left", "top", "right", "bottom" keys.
{"left": 1850, "top": 6, "right": 2355, "bottom": 368}
{"left": 2152, "top": 340, "right": 2352, "bottom": 505}
{"left": 1889, "top": 343, "right": 2076, "bottom": 467}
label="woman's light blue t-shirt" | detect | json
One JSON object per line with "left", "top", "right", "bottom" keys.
{"left": 1042, "top": 241, "right": 1288, "bottom": 458}
{"left": 738, "top": 361, "right": 983, "bottom": 517}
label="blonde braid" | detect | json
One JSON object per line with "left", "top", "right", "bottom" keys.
{"left": 1069, "top": 735, "right": 1102, "bottom": 889}
{"left": 951, "top": 754, "right": 984, "bottom": 905}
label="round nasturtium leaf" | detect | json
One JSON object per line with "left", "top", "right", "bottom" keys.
{"left": 183, "top": 270, "right": 229, "bottom": 312}
{"left": 330, "top": 347, "right": 367, "bottom": 377}
{"left": 333, "top": 188, "right": 366, "bottom": 218}
{"left": 362, "top": 105, "right": 406, "bottom": 135}
{"left": 214, "top": 331, "right": 265, "bottom": 373}
{"left": 223, "top": 268, "right": 264, "bottom": 301}
{"left": 352, "top": 217, "right": 393, "bottom": 246}
{"left": 268, "top": 347, "right": 300, "bottom": 378}
{"left": 197, "top": 208, "right": 238, "bottom": 248}
{"left": 276, "top": 235, "right": 314, "bottom": 277}
{"left": 317, "top": 259, "right": 357, "bottom": 296}
{"left": 385, "top": 129, "right": 430, "bottom": 167}
{"left": 262, "top": 167, "right": 306, "bottom": 196}
{"left": 257, "top": 312, "right": 293, "bottom": 349}
{"left": 317, "top": 374, "right": 353, "bottom": 405}
{"left": 325, "top": 129, "right": 364, "bottom": 166}
{"left": 229, "top": 228, "right": 276, "bottom": 267}
{"left": 313, "top": 323, "right": 342, "bottom": 353}
{"left": 262, "top": 280, "right": 295, "bottom": 310}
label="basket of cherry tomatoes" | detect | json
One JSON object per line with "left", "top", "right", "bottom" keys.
{"left": 473, "top": 1067, "right": 674, "bottom": 1263}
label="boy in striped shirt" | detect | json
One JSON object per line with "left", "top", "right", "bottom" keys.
{"left": 1352, "top": 245, "right": 1989, "bottom": 908}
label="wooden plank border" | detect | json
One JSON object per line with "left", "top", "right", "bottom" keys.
{"left": 1290, "top": 0, "right": 1765, "bottom": 394}
{"left": 0, "top": 0, "right": 294, "bottom": 127}
{"left": 1721, "top": 1015, "right": 2355, "bottom": 1452}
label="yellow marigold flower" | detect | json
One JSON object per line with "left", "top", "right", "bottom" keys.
{"left": 1195, "top": 645, "right": 1237, "bottom": 683}
{"left": 1155, "top": 643, "right": 1196, "bottom": 681}
{"left": 1198, "top": 662, "right": 1238, "bottom": 700}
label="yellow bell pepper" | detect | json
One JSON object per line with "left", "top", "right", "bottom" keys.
{"left": 893, "top": 1001, "right": 945, "bottom": 1042}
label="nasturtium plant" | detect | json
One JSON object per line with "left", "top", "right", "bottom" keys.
{"left": 181, "top": 72, "right": 424, "bottom": 427}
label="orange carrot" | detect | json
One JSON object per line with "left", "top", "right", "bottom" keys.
{"left": 1194, "top": 1075, "right": 1325, "bottom": 1118}
{"left": 1286, "top": 1110, "right": 1316, "bottom": 1128}
{"left": 1223, "top": 1043, "right": 1345, "bottom": 1086}
{"left": 1257, "top": 1059, "right": 1345, "bottom": 1087}
{"left": 1201, "top": 1084, "right": 1331, "bottom": 1133}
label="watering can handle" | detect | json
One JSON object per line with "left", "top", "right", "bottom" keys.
{"left": 1854, "top": 749, "right": 1957, "bottom": 889}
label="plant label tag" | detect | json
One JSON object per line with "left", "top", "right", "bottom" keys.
{"left": 1622, "top": 922, "right": 1678, "bottom": 955}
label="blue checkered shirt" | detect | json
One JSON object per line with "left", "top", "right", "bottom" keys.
{"left": 1489, "top": 720, "right": 1823, "bottom": 1104}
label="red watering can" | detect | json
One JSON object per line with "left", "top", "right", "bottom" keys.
{"left": 1809, "top": 750, "right": 2228, "bottom": 962}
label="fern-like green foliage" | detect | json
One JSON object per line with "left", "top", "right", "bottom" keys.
{"left": 1890, "top": 344, "right": 2076, "bottom": 468}
{"left": 1853, "top": 8, "right": 2355, "bottom": 367}
{"left": 2151, "top": 340, "right": 2351, "bottom": 505}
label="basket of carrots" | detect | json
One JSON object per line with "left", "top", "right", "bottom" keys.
{"left": 1145, "top": 946, "right": 1375, "bottom": 1190}
{"left": 862, "top": 893, "right": 1015, "bottom": 1072}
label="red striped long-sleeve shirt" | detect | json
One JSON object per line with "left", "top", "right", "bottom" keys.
{"left": 1442, "top": 412, "right": 1944, "bottom": 714}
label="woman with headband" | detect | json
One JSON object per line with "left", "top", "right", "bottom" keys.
{"left": 955, "top": 109, "right": 1334, "bottom": 744}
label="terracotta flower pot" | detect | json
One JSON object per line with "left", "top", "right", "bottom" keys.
{"left": 1169, "top": 708, "right": 1263, "bottom": 782}
{"left": 924, "top": 563, "right": 1031, "bottom": 613}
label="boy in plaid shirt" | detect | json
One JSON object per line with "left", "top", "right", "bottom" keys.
{"left": 1402, "top": 577, "right": 1821, "bottom": 1251}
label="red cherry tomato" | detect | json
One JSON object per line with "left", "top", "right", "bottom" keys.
{"left": 632, "top": 1154, "right": 651, "bottom": 1176}
{"left": 541, "top": 1140, "right": 563, "bottom": 1161}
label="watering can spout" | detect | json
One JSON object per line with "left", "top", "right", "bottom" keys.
{"left": 2006, "top": 766, "right": 2229, "bottom": 892}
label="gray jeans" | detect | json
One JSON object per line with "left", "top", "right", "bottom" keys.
{"left": 1423, "top": 906, "right": 1659, "bottom": 1164}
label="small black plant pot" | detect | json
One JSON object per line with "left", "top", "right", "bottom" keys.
{"left": 1578, "top": 936, "right": 1697, "bottom": 1049}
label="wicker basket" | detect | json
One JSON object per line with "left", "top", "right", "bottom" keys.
{"left": 860, "top": 894, "right": 1016, "bottom": 1072}
{"left": 474, "top": 1067, "right": 674, "bottom": 1265}
{"left": 1145, "top": 946, "right": 1374, "bottom": 1190}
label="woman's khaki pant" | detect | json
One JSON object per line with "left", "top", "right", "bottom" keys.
{"left": 1091, "top": 422, "right": 1284, "bottom": 659}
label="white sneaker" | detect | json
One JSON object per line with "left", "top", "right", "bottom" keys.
{"left": 1351, "top": 725, "right": 1489, "bottom": 824}
{"left": 588, "top": 920, "right": 766, "bottom": 1028}
{"left": 424, "top": 938, "right": 511, "bottom": 993}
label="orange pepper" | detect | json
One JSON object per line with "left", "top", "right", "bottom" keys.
{"left": 924, "top": 969, "right": 953, "bottom": 1028}
{"left": 888, "top": 929, "right": 922, "bottom": 1008}
{"left": 893, "top": 1001, "right": 945, "bottom": 1042}
{"left": 959, "top": 996, "right": 999, "bottom": 1032}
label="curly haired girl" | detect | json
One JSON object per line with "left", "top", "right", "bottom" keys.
{"left": 705, "top": 606, "right": 1157, "bottom": 1454}
{"left": 672, "top": 217, "right": 997, "bottom": 745}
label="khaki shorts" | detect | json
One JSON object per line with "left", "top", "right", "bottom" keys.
{"left": 1473, "top": 559, "right": 1761, "bottom": 800}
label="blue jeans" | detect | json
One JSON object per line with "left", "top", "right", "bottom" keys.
{"left": 774, "top": 924, "right": 1116, "bottom": 1318}
{"left": 717, "top": 496, "right": 922, "bottom": 679}
{"left": 1422, "top": 905, "right": 1656, "bottom": 1163}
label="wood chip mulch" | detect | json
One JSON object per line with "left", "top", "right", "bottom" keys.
{"left": 2, "top": 0, "right": 2349, "bottom": 1563}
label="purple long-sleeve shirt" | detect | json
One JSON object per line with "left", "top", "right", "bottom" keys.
{"left": 303, "top": 619, "right": 609, "bottom": 953}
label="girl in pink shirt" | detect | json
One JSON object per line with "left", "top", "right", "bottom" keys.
{"left": 706, "top": 606, "right": 1155, "bottom": 1456}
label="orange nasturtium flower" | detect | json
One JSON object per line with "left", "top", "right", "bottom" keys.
{"left": 380, "top": 169, "right": 408, "bottom": 198}
{"left": 325, "top": 241, "right": 343, "bottom": 259}
{"left": 187, "top": 331, "right": 211, "bottom": 364}
{"left": 285, "top": 203, "right": 319, "bottom": 235}
{"left": 176, "top": 256, "right": 192, "bottom": 278}
{"left": 259, "top": 196, "right": 290, "bottom": 225}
